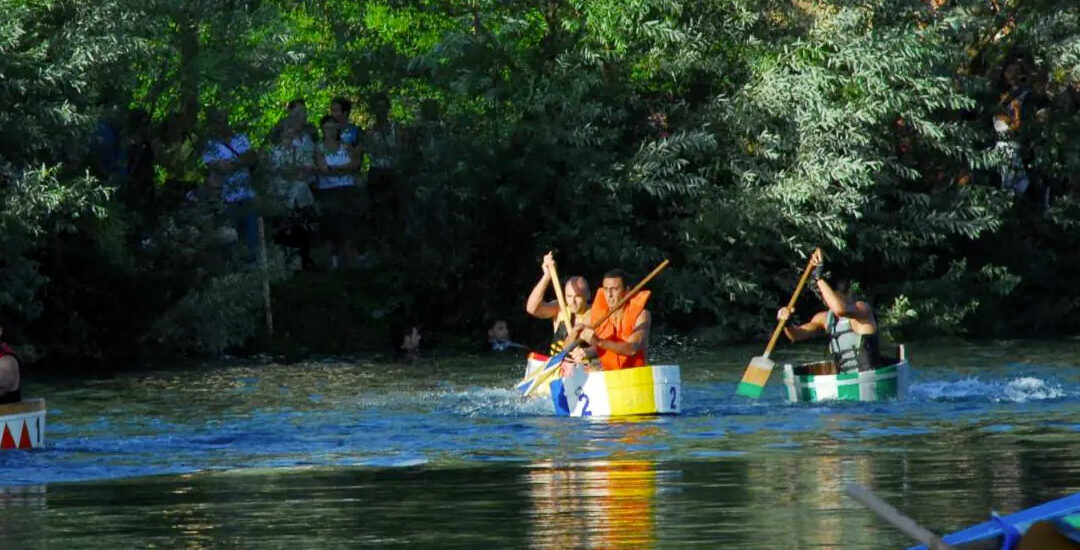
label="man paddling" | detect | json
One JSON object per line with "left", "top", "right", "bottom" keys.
{"left": 0, "top": 322, "right": 21, "bottom": 405}
{"left": 525, "top": 252, "right": 592, "bottom": 358}
{"left": 777, "top": 251, "right": 882, "bottom": 372}
{"left": 568, "top": 269, "right": 652, "bottom": 371}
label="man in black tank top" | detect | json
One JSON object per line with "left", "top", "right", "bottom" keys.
{"left": 0, "top": 323, "right": 21, "bottom": 405}
{"left": 525, "top": 252, "right": 592, "bottom": 355}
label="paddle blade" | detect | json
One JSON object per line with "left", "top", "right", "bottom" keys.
{"left": 735, "top": 355, "right": 775, "bottom": 399}
{"left": 516, "top": 349, "right": 569, "bottom": 395}
{"left": 515, "top": 375, "right": 539, "bottom": 395}
{"left": 525, "top": 365, "right": 561, "bottom": 398}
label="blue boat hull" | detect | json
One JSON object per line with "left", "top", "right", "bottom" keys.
{"left": 907, "top": 492, "right": 1080, "bottom": 549}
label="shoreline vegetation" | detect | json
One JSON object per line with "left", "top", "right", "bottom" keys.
{"left": 4, "top": 1, "right": 1080, "bottom": 372}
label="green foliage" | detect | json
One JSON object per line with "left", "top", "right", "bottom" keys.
{"left": 146, "top": 258, "right": 287, "bottom": 357}
{"left": 6, "top": 0, "right": 1080, "bottom": 368}
{"left": 0, "top": 0, "right": 123, "bottom": 327}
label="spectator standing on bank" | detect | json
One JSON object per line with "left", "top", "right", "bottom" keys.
{"left": 364, "top": 92, "right": 404, "bottom": 242}
{"left": 202, "top": 108, "right": 258, "bottom": 255}
{"left": 330, "top": 97, "right": 362, "bottom": 152}
{"left": 265, "top": 109, "right": 317, "bottom": 270}
{"left": 315, "top": 115, "right": 361, "bottom": 270}
{"left": 269, "top": 98, "right": 318, "bottom": 144}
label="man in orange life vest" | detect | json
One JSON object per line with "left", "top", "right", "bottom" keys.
{"left": 567, "top": 269, "right": 651, "bottom": 371}
{"left": 0, "top": 322, "right": 21, "bottom": 405}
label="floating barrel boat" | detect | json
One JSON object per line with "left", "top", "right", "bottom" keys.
{"left": 781, "top": 345, "right": 909, "bottom": 403}
{"left": 549, "top": 364, "right": 681, "bottom": 417}
{"left": 0, "top": 398, "right": 46, "bottom": 450}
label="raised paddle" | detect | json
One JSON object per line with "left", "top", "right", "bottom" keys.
{"left": 522, "top": 254, "right": 574, "bottom": 389}
{"left": 735, "top": 248, "right": 821, "bottom": 399}
{"left": 518, "top": 259, "right": 671, "bottom": 397}
{"left": 547, "top": 254, "right": 574, "bottom": 336}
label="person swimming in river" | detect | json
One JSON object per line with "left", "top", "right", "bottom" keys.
{"left": 776, "top": 250, "right": 882, "bottom": 373}
{"left": 487, "top": 320, "right": 527, "bottom": 352}
{"left": 524, "top": 252, "right": 592, "bottom": 358}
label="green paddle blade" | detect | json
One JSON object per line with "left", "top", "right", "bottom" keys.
{"left": 735, "top": 355, "right": 775, "bottom": 399}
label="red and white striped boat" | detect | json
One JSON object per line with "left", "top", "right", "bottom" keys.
{"left": 0, "top": 398, "right": 46, "bottom": 450}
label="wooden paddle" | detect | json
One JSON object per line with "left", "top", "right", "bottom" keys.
{"left": 547, "top": 254, "right": 574, "bottom": 336}
{"left": 735, "top": 248, "right": 821, "bottom": 399}
{"left": 845, "top": 483, "right": 956, "bottom": 550}
{"left": 518, "top": 259, "right": 670, "bottom": 397}
{"left": 521, "top": 254, "right": 573, "bottom": 387}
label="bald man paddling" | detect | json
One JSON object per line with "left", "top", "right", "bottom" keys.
{"left": 525, "top": 252, "right": 592, "bottom": 360}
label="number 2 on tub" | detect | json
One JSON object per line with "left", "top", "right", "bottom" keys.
{"left": 580, "top": 393, "right": 591, "bottom": 416}
{"left": 669, "top": 386, "right": 677, "bottom": 410}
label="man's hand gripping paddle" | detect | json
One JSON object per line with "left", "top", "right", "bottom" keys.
{"left": 735, "top": 248, "right": 821, "bottom": 399}
{"left": 516, "top": 259, "right": 670, "bottom": 397}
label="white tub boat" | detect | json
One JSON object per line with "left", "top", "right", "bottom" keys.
{"left": 781, "top": 346, "right": 910, "bottom": 403}
{"left": 0, "top": 398, "right": 46, "bottom": 450}
{"left": 550, "top": 364, "right": 681, "bottom": 417}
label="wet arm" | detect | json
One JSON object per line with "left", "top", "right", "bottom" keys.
{"left": 594, "top": 311, "right": 650, "bottom": 357}
{"left": 525, "top": 270, "right": 559, "bottom": 319}
{"left": 783, "top": 311, "right": 827, "bottom": 342}
{"left": 0, "top": 356, "right": 18, "bottom": 394}
{"left": 817, "top": 279, "right": 871, "bottom": 321}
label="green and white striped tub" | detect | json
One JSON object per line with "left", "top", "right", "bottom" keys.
{"left": 781, "top": 356, "right": 910, "bottom": 403}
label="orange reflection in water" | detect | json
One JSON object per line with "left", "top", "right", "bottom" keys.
{"left": 527, "top": 460, "right": 657, "bottom": 549}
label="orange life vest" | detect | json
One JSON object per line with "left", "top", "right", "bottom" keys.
{"left": 591, "top": 290, "right": 650, "bottom": 371}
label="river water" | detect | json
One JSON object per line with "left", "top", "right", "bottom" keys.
{"left": 1, "top": 341, "right": 1079, "bottom": 548}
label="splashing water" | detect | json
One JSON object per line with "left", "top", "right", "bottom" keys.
{"left": 911, "top": 375, "right": 1068, "bottom": 403}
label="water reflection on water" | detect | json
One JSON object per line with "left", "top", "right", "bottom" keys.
{"left": 0, "top": 341, "right": 1078, "bottom": 548}
{"left": 527, "top": 460, "right": 661, "bottom": 548}
{"left": 0, "top": 452, "right": 1079, "bottom": 548}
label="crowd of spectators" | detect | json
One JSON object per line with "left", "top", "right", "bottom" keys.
{"left": 86, "top": 92, "right": 458, "bottom": 359}
{"left": 89, "top": 92, "right": 432, "bottom": 273}
{"left": 198, "top": 94, "right": 417, "bottom": 271}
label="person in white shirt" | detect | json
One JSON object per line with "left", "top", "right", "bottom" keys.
{"left": 202, "top": 109, "right": 258, "bottom": 254}
{"left": 315, "top": 115, "right": 362, "bottom": 269}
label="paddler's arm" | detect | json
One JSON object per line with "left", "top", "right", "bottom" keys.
{"left": 582, "top": 311, "right": 651, "bottom": 357}
{"left": 0, "top": 355, "right": 18, "bottom": 395}
{"left": 779, "top": 309, "right": 827, "bottom": 342}
{"left": 525, "top": 253, "right": 560, "bottom": 319}
{"left": 816, "top": 279, "right": 872, "bottom": 322}
{"left": 567, "top": 313, "right": 596, "bottom": 363}
{"left": 569, "top": 344, "right": 597, "bottom": 363}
